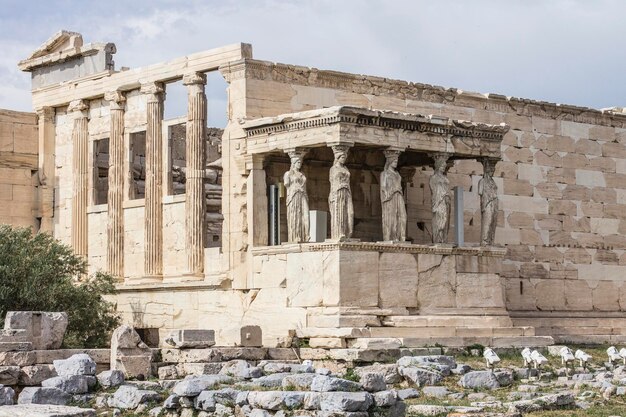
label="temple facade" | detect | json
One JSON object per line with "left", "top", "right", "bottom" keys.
{"left": 9, "top": 30, "right": 626, "bottom": 348}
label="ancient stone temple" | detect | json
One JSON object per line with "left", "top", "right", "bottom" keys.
{"left": 9, "top": 30, "right": 626, "bottom": 348}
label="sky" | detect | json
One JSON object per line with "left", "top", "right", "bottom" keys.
{"left": 0, "top": 0, "right": 625, "bottom": 127}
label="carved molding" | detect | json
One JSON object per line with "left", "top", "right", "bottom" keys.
{"left": 244, "top": 107, "right": 509, "bottom": 142}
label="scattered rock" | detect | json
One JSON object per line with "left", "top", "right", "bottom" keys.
{"left": 310, "top": 375, "right": 362, "bottom": 392}
{"left": 172, "top": 375, "right": 233, "bottom": 396}
{"left": 53, "top": 354, "right": 96, "bottom": 377}
{"left": 41, "top": 375, "right": 90, "bottom": 394}
{"left": 18, "top": 387, "right": 70, "bottom": 405}
{"left": 96, "top": 370, "right": 125, "bottom": 388}
{"left": 109, "top": 385, "right": 160, "bottom": 409}
{"left": 359, "top": 372, "right": 386, "bottom": 392}
{"left": 459, "top": 370, "right": 500, "bottom": 390}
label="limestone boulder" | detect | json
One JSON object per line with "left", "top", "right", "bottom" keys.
{"left": 219, "top": 360, "right": 263, "bottom": 379}
{"left": 4, "top": 312, "right": 68, "bottom": 350}
{"left": 172, "top": 375, "right": 233, "bottom": 397}
{"left": 110, "top": 325, "right": 152, "bottom": 379}
{"left": 249, "top": 373, "right": 291, "bottom": 388}
{"left": 41, "top": 375, "right": 90, "bottom": 394}
{"left": 398, "top": 366, "right": 443, "bottom": 387}
{"left": 19, "top": 365, "right": 57, "bottom": 386}
{"left": 96, "top": 370, "right": 125, "bottom": 388}
{"left": 355, "top": 363, "right": 401, "bottom": 384}
{"left": 310, "top": 375, "right": 362, "bottom": 392}
{"left": 359, "top": 372, "right": 386, "bottom": 392}
{"left": 281, "top": 373, "right": 316, "bottom": 390}
{"left": 53, "top": 354, "right": 96, "bottom": 376}
{"left": 319, "top": 391, "right": 373, "bottom": 412}
{"left": 459, "top": 371, "right": 500, "bottom": 390}
{"left": 109, "top": 385, "right": 160, "bottom": 409}
{"left": 0, "top": 385, "right": 14, "bottom": 405}
{"left": 0, "top": 366, "right": 20, "bottom": 385}
{"left": 165, "top": 329, "right": 215, "bottom": 348}
{"left": 17, "top": 387, "right": 70, "bottom": 405}
{"left": 373, "top": 390, "right": 397, "bottom": 407}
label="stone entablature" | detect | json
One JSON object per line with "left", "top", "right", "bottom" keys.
{"left": 243, "top": 106, "right": 508, "bottom": 159}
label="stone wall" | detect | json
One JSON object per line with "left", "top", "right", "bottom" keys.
{"left": 0, "top": 109, "right": 39, "bottom": 230}
{"left": 229, "top": 58, "right": 626, "bottom": 325}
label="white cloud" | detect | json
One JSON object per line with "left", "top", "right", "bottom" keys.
{"left": 1, "top": 0, "right": 626, "bottom": 113}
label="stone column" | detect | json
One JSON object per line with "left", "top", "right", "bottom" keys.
{"left": 35, "top": 107, "right": 56, "bottom": 233}
{"left": 69, "top": 100, "right": 89, "bottom": 258}
{"left": 104, "top": 91, "right": 126, "bottom": 279}
{"left": 183, "top": 72, "right": 207, "bottom": 276}
{"left": 141, "top": 82, "right": 165, "bottom": 278}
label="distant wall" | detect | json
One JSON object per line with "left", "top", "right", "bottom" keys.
{"left": 0, "top": 109, "right": 39, "bottom": 230}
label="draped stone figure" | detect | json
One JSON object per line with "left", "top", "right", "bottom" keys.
{"left": 380, "top": 150, "right": 406, "bottom": 241}
{"left": 479, "top": 158, "right": 498, "bottom": 246}
{"left": 284, "top": 150, "right": 310, "bottom": 243}
{"left": 429, "top": 153, "right": 451, "bottom": 244}
{"left": 329, "top": 145, "right": 354, "bottom": 240}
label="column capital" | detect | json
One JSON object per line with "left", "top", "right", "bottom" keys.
{"left": 35, "top": 107, "right": 55, "bottom": 123}
{"left": 140, "top": 82, "right": 165, "bottom": 102}
{"left": 328, "top": 141, "right": 354, "bottom": 150}
{"left": 104, "top": 90, "right": 126, "bottom": 110}
{"left": 68, "top": 99, "right": 89, "bottom": 116}
{"left": 182, "top": 72, "right": 207, "bottom": 86}
{"left": 285, "top": 147, "right": 308, "bottom": 159}
{"left": 245, "top": 154, "right": 265, "bottom": 172}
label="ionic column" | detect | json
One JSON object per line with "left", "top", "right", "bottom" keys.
{"left": 141, "top": 82, "right": 165, "bottom": 278}
{"left": 104, "top": 91, "right": 126, "bottom": 279}
{"left": 69, "top": 100, "right": 89, "bottom": 258}
{"left": 183, "top": 72, "right": 207, "bottom": 276}
{"left": 35, "top": 107, "right": 56, "bottom": 233}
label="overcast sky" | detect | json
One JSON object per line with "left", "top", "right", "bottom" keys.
{"left": 1, "top": 0, "right": 624, "bottom": 126}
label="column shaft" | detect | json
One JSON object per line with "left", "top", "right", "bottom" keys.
{"left": 105, "top": 91, "right": 125, "bottom": 279}
{"left": 183, "top": 73, "right": 207, "bottom": 276}
{"left": 141, "top": 83, "right": 165, "bottom": 277}
{"left": 70, "top": 100, "right": 89, "bottom": 258}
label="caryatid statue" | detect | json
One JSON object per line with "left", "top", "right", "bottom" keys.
{"left": 380, "top": 149, "right": 407, "bottom": 241}
{"left": 479, "top": 158, "right": 498, "bottom": 246}
{"left": 329, "top": 145, "right": 354, "bottom": 240}
{"left": 284, "top": 150, "right": 310, "bottom": 243}
{"left": 429, "top": 153, "right": 451, "bottom": 244}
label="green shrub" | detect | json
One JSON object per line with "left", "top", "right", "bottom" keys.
{"left": 0, "top": 225, "right": 120, "bottom": 348}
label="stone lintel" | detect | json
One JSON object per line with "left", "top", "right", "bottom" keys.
{"left": 250, "top": 241, "right": 507, "bottom": 258}
{"left": 243, "top": 106, "right": 508, "bottom": 160}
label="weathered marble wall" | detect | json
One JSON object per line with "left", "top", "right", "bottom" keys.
{"left": 0, "top": 109, "right": 39, "bottom": 229}
{"left": 233, "top": 59, "right": 626, "bottom": 320}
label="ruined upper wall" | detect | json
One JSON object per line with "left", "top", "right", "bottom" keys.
{"left": 220, "top": 58, "right": 626, "bottom": 129}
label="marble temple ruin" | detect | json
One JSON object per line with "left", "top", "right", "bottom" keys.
{"left": 4, "top": 30, "right": 626, "bottom": 349}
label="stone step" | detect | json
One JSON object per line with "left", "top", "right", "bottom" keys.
{"left": 399, "top": 335, "right": 553, "bottom": 348}
{"left": 382, "top": 315, "right": 514, "bottom": 328}
{"left": 534, "top": 326, "right": 624, "bottom": 336}
{"left": 0, "top": 404, "right": 96, "bottom": 417}
{"left": 368, "top": 326, "right": 534, "bottom": 339}
{"left": 307, "top": 314, "right": 382, "bottom": 328}
{"left": 295, "top": 327, "right": 371, "bottom": 338}
{"left": 552, "top": 334, "right": 626, "bottom": 344}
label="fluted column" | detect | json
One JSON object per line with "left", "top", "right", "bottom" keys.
{"left": 35, "top": 107, "right": 56, "bottom": 233}
{"left": 69, "top": 100, "right": 89, "bottom": 258}
{"left": 140, "top": 82, "right": 165, "bottom": 278}
{"left": 104, "top": 91, "right": 126, "bottom": 279}
{"left": 183, "top": 72, "right": 207, "bottom": 276}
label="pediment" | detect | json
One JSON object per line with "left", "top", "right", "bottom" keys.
{"left": 27, "top": 30, "right": 83, "bottom": 60}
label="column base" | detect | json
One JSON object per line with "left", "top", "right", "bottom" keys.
{"left": 165, "top": 272, "right": 205, "bottom": 283}
{"left": 125, "top": 275, "right": 163, "bottom": 285}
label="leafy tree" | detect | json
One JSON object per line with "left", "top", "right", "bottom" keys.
{"left": 0, "top": 225, "right": 120, "bottom": 348}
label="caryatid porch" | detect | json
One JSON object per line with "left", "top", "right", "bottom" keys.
{"left": 240, "top": 106, "right": 551, "bottom": 348}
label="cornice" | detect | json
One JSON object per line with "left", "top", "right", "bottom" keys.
{"left": 242, "top": 106, "right": 509, "bottom": 142}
